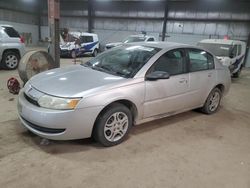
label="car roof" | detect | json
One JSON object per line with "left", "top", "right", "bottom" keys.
{"left": 69, "top": 31, "right": 97, "bottom": 37}
{"left": 0, "top": 25, "right": 13, "bottom": 28}
{"left": 129, "top": 41, "right": 190, "bottom": 49}
{"left": 199, "top": 39, "right": 244, "bottom": 45}
{"left": 129, "top": 34, "right": 154, "bottom": 38}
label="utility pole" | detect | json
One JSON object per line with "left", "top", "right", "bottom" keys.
{"left": 48, "top": 0, "right": 60, "bottom": 67}
{"left": 162, "top": 0, "right": 168, "bottom": 41}
{"left": 88, "top": 0, "right": 93, "bottom": 33}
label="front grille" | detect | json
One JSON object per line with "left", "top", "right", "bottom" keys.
{"left": 24, "top": 93, "right": 40, "bottom": 107}
{"left": 21, "top": 116, "right": 66, "bottom": 134}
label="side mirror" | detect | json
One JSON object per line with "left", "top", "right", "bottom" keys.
{"left": 146, "top": 71, "right": 170, "bottom": 81}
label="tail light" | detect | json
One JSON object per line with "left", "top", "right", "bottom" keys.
{"left": 20, "top": 36, "right": 25, "bottom": 43}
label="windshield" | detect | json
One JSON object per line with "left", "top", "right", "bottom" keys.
{"left": 198, "top": 42, "right": 233, "bottom": 57}
{"left": 122, "top": 36, "right": 146, "bottom": 43}
{"left": 82, "top": 45, "right": 160, "bottom": 78}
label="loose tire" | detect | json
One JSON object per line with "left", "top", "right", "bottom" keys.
{"left": 201, "top": 87, "right": 222, "bottom": 114}
{"left": 1, "top": 51, "right": 20, "bottom": 70}
{"left": 92, "top": 49, "right": 98, "bottom": 57}
{"left": 93, "top": 103, "right": 132, "bottom": 147}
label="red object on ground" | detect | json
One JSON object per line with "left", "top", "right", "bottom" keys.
{"left": 7, "top": 77, "right": 20, "bottom": 94}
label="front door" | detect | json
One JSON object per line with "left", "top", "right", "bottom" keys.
{"left": 143, "top": 49, "right": 189, "bottom": 118}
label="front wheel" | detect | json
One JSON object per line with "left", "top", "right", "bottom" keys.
{"left": 201, "top": 88, "right": 222, "bottom": 114}
{"left": 93, "top": 103, "right": 132, "bottom": 147}
{"left": 232, "top": 67, "right": 242, "bottom": 78}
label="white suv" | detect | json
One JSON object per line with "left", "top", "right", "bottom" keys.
{"left": 105, "top": 34, "right": 157, "bottom": 50}
{"left": 0, "top": 25, "right": 25, "bottom": 70}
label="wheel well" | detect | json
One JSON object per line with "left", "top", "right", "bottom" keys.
{"left": 215, "top": 84, "right": 225, "bottom": 94}
{"left": 3, "top": 49, "right": 20, "bottom": 58}
{"left": 102, "top": 100, "right": 138, "bottom": 121}
{"left": 91, "top": 100, "right": 138, "bottom": 137}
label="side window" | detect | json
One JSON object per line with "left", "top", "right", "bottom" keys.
{"left": 207, "top": 53, "right": 215, "bottom": 70}
{"left": 80, "top": 36, "right": 93, "bottom": 43}
{"left": 237, "top": 45, "right": 242, "bottom": 56}
{"left": 147, "top": 38, "right": 154, "bottom": 42}
{"left": 3, "top": 27, "right": 20, "bottom": 38}
{"left": 150, "top": 49, "right": 186, "bottom": 76}
{"left": 188, "top": 49, "right": 209, "bottom": 72}
{"left": 231, "top": 45, "right": 237, "bottom": 58}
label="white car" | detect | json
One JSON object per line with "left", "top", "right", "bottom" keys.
{"left": 60, "top": 32, "right": 99, "bottom": 58}
{"left": 198, "top": 39, "right": 246, "bottom": 77}
{"left": 0, "top": 25, "right": 25, "bottom": 69}
{"left": 105, "top": 34, "right": 157, "bottom": 50}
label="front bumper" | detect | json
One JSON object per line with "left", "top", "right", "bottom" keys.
{"left": 17, "top": 90, "right": 103, "bottom": 140}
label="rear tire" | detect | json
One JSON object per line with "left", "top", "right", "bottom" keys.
{"left": 71, "top": 50, "right": 76, "bottom": 58}
{"left": 1, "top": 51, "right": 20, "bottom": 70}
{"left": 201, "top": 88, "right": 222, "bottom": 114}
{"left": 92, "top": 49, "right": 98, "bottom": 57}
{"left": 93, "top": 103, "right": 132, "bottom": 147}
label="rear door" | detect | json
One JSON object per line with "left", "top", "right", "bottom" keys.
{"left": 143, "top": 48, "right": 190, "bottom": 118}
{"left": 187, "top": 48, "right": 216, "bottom": 106}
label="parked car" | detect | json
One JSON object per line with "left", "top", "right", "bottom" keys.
{"left": 18, "top": 42, "right": 231, "bottom": 146}
{"left": 60, "top": 32, "right": 99, "bottom": 58}
{"left": 105, "top": 34, "right": 157, "bottom": 50}
{"left": 198, "top": 39, "right": 246, "bottom": 77}
{"left": 0, "top": 25, "right": 25, "bottom": 69}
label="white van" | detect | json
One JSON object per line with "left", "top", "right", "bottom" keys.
{"left": 198, "top": 39, "right": 246, "bottom": 77}
{"left": 60, "top": 32, "right": 99, "bottom": 58}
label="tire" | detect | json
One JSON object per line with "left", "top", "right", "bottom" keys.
{"left": 71, "top": 50, "right": 76, "bottom": 58}
{"left": 1, "top": 51, "right": 20, "bottom": 70}
{"left": 201, "top": 87, "right": 222, "bottom": 114}
{"left": 92, "top": 49, "right": 98, "bottom": 57}
{"left": 232, "top": 67, "right": 242, "bottom": 78}
{"left": 93, "top": 103, "right": 132, "bottom": 147}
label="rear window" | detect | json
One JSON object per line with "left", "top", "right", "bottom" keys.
{"left": 2, "top": 26, "right": 20, "bottom": 38}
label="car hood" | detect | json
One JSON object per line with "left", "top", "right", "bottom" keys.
{"left": 29, "top": 65, "right": 125, "bottom": 98}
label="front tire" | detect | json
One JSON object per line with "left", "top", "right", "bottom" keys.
{"left": 232, "top": 67, "right": 242, "bottom": 78}
{"left": 93, "top": 103, "right": 132, "bottom": 147}
{"left": 1, "top": 51, "right": 20, "bottom": 70}
{"left": 201, "top": 88, "right": 222, "bottom": 114}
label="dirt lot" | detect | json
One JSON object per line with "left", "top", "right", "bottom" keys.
{"left": 0, "top": 54, "right": 249, "bottom": 188}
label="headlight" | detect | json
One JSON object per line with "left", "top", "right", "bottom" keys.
{"left": 38, "top": 95, "right": 81, "bottom": 110}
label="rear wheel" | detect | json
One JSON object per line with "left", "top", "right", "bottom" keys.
{"left": 1, "top": 51, "right": 20, "bottom": 70}
{"left": 92, "top": 49, "right": 98, "bottom": 57}
{"left": 201, "top": 87, "right": 222, "bottom": 114}
{"left": 93, "top": 103, "right": 132, "bottom": 147}
{"left": 71, "top": 50, "right": 76, "bottom": 58}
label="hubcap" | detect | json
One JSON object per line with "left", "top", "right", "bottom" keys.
{"left": 208, "top": 91, "right": 220, "bottom": 112}
{"left": 6, "top": 55, "right": 18, "bottom": 68}
{"left": 104, "top": 112, "right": 129, "bottom": 142}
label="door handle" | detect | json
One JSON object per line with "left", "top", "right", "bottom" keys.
{"left": 208, "top": 73, "right": 213, "bottom": 77}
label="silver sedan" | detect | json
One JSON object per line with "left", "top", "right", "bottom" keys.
{"left": 17, "top": 42, "right": 231, "bottom": 146}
